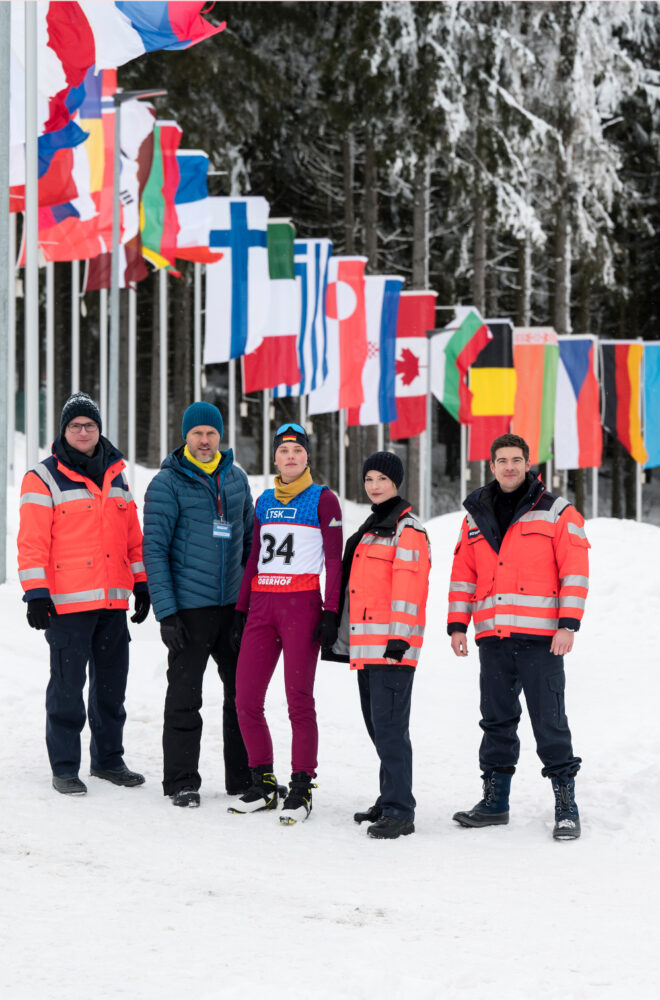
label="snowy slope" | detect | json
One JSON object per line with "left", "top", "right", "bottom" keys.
{"left": 1, "top": 442, "right": 659, "bottom": 999}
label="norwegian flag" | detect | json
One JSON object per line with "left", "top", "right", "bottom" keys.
{"left": 389, "top": 291, "right": 437, "bottom": 440}
{"left": 347, "top": 275, "right": 403, "bottom": 426}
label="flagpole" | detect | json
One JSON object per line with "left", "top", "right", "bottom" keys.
{"left": 194, "top": 262, "right": 202, "bottom": 400}
{"left": 299, "top": 393, "right": 306, "bottom": 430}
{"left": 99, "top": 288, "right": 108, "bottom": 428}
{"left": 377, "top": 423, "right": 384, "bottom": 452}
{"left": 46, "top": 263, "right": 55, "bottom": 446}
{"left": 7, "top": 212, "right": 16, "bottom": 486}
{"left": 25, "top": 1, "right": 39, "bottom": 469}
{"left": 423, "top": 329, "right": 433, "bottom": 521}
{"left": 128, "top": 285, "right": 136, "bottom": 487}
{"left": 71, "top": 261, "right": 80, "bottom": 393}
{"left": 460, "top": 423, "right": 467, "bottom": 508}
{"left": 159, "top": 268, "right": 168, "bottom": 460}
{"left": 592, "top": 467, "right": 598, "bottom": 519}
{"left": 228, "top": 359, "right": 236, "bottom": 454}
{"left": 339, "top": 410, "right": 346, "bottom": 505}
{"left": 263, "top": 389, "right": 270, "bottom": 491}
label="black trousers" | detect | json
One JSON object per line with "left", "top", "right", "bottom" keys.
{"left": 357, "top": 668, "right": 416, "bottom": 822}
{"left": 162, "top": 605, "right": 250, "bottom": 796}
{"left": 478, "top": 637, "right": 582, "bottom": 781}
{"left": 45, "top": 609, "right": 129, "bottom": 778}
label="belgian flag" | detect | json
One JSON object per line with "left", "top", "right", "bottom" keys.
{"left": 468, "top": 319, "right": 517, "bottom": 461}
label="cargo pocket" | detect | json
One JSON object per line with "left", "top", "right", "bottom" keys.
{"left": 547, "top": 671, "right": 567, "bottom": 725}
{"left": 45, "top": 630, "right": 70, "bottom": 681}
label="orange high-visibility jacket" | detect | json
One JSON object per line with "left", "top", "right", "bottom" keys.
{"left": 18, "top": 451, "right": 146, "bottom": 614}
{"left": 448, "top": 478, "right": 589, "bottom": 641}
{"left": 347, "top": 505, "right": 431, "bottom": 670}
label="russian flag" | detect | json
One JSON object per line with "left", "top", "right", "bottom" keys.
{"left": 554, "top": 336, "right": 603, "bottom": 470}
{"left": 347, "top": 275, "right": 403, "bottom": 427}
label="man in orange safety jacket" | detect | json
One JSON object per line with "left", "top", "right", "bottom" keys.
{"left": 448, "top": 434, "right": 589, "bottom": 841}
{"left": 17, "top": 392, "right": 150, "bottom": 796}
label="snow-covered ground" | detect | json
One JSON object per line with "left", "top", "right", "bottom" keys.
{"left": 2, "top": 440, "right": 659, "bottom": 999}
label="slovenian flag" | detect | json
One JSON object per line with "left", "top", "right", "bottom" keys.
{"left": 389, "top": 291, "right": 437, "bottom": 441}
{"left": 554, "top": 336, "right": 602, "bottom": 470}
{"left": 174, "top": 151, "right": 223, "bottom": 264}
{"left": 347, "top": 275, "right": 403, "bottom": 427}
{"left": 600, "top": 341, "right": 647, "bottom": 465}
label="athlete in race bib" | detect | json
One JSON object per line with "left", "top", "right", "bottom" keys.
{"left": 230, "top": 423, "right": 343, "bottom": 824}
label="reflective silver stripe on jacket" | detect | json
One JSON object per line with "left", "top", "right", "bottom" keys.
{"left": 391, "top": 599, "right": 419, "bottom": 616}
{"left": 474, "top": 614, "right": 559, "bottom": 634}
{"left": 108, "top": 486, "right": 134, "bottom": 502}
{"left": 476, "top": 594, "right": 557, "bottom": 613}
{"left": 351, "top": 643, "right": 421, "bottom": 663}
{"left": 19, "top": 567, "right": 47, "bottom": 581}
{"left": 395, "top": 548, "right": 419, "bottom": 563}
{"left": 52, "top": 589, "right": 105, "bottom": 605}
{"left": 560, "top": 574, "right": 589, "bottom": 588}
{"left": 559, "top": 596, "right": 586, "bottom": 610}
{"left": 567, "top": 521, "right": 587, "bottom": 539}
{"left": 33, "top": 463, "right": 94, "bottom": 506}
{"left": 466, "top": 512, "right": 478, "bottom": 530}
{"left": 118, "top": 471, "right": 134, "bottom": 502}
{"left": 109, "top": 588, "right": 131, "bottom": 601}
{"left": 450, "top": 580, "right": 476, "bottom": 594}
{"left": 351, "top": 622, "right": 425, "bottom": 639}
{"left": 518, "top": 496, "right": 570, "bottom": 524}
{"left": 361, "top": 534, "right": 393, "bottom": 547}
{"left": 130, "top": 561, "right": 145, "bottom": 574}
{"left": 448, "top": 601, "right": 472, "bottom": 615}
{"left": 20, "top": 492, "right": 53, "bottom": 508}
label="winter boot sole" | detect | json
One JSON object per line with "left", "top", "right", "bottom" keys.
{"left": 279, "top": 803, "right": 311, "bottom": 825}
{"left": 553, "top": 819, "right": 581, "bottom": 840}
{"left": 452, "top": 809, "right": 509, "bottom": 828}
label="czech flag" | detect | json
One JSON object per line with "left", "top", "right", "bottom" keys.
{"left": 554, "top": 336, "right": 602, "bottom": 470}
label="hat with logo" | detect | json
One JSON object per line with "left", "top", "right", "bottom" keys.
{"left": 272, "top": 422, "right": 310, "bottom": 459}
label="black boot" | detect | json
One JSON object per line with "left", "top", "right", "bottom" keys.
{"left": 228, "top": 764, "right": 281, "bottom": 814}
{"left": 90, "top": 765, "right": 145, "bottom": 787}
{"left": 354, "top": 803, "right": 382, "bottom": 825}
{"left": 552, "top": 777, "right": 581, "bottom": 840}
{"left": 52, "top": 775, "right": 87, "bottom": 796}
{"left": 453, "top": 772, "right": 511, "bottom": 828}
{"left": 280, "top": 771, "right": 316, "bottom": 825}
{"left": 171, "top": 787, "right": 201, "bottom": 808}
{"left": 367, "top": 815, "right": 415, "bottom": 839}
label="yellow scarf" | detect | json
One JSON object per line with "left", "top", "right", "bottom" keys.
{"left": 184, "top": 444, "right": 222, "bottom": 476}
{"left": 274, "top": 467, "right": 313, "bottom": 504}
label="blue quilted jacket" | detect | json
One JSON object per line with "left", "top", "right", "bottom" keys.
{"left": 143, "top": 447, "right": 254, "bottom": 621}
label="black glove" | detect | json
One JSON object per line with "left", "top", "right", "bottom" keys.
{"left": 131, "top": 589, "right": 151, "bottom": 625}
{"left": 230, "top": 611, "right": 247, "bottom": 653}
{"left": 26, "top": 598, "right": 57, "bottom": 630}
{"left": 160, "top": 614, "right": 189, "bottom": 655}
{"left": 313, "top": 610, "right": 339, "bottom": 649}
{"left": 383, "top": 638, "right": 410, "bottom": 663}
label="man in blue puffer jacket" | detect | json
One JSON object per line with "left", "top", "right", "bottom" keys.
{"left": 143, "top": 402, "right": 254, "bottom": 808}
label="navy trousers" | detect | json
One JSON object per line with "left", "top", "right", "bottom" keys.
{"left": 357, "top": 668, "right": 416, "bottom": 822}
{"left": 45, "top": 609, "right": 129, "bottom": 778}
{"left": 163, "top": 605, "right": 250, "bottom": 796}
{"left": 478, "top": 637, "right": 582, "bottom": 780}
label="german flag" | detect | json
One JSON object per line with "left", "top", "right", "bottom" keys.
{"left": 468, "top": 318, "right": 516, "bottom": 461}
{"left": 600, "top": 341, "right": 647, "bottom": 465}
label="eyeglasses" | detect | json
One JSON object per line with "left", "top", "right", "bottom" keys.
{"left": 275, "top": 423, "right": 306, "bottom": 436}
{"left": 67, "top": 422, "right": 99, "bottom": 434}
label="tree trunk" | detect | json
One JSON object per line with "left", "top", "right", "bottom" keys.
{"left": 343, "top": 132, "right": 355, "bottom": 254}
{"left": 364, "top": 128, "right": 378, "bottom": 273}
{"left": 472, "top": 168, "right": 486, "bottom": 315}
{"left": 517, "top": 236, "right": 531, "bottom": 326}
{"left": 408, "top": 152, "right": 431, "bottom": 514}
{"left": 553, "top": 173, "right": 572, "bottom": 337}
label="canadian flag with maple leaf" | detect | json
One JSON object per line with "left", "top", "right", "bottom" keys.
{"left": 389, "top": 291, "right": 437, "bottom": 440}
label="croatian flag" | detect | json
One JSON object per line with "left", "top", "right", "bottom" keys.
{"left": 389, "top": 291, "right": 437, "bottom": 440}
{"left": 554, "top": 335, "right": 602, "bottom": 470}
{"left": 272, "top": 238, "right": 333, "bottom": 399}
{"left": 347, "top": 275, "right": 404, "bottom": 426}
{"left": 78, "top": 2, "right": 225, "bottom": 69}
{"left": 174, "top": 151, "right": 223, "bottom": 264}
{"left": 204, "top": 197, "right": 270, "bottom": 364}
{"left": 307, "top": 256, "right": 368, "bottom": 415}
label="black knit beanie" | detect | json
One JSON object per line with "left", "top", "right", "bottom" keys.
{"left": 362, "top": 451, "right": 404, "bottom": 489}
{"left": 272, "top": 423, "right": 310, "bottom": 459}
{"left": 60, "top": 392, "right": 102, "bottom": 436}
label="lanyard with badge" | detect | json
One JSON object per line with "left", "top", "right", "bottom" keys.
{"left": 212, "top": 473, "right": 232, "bottom": 540}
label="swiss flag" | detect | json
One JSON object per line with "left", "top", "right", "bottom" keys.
{"left": 389, "top": 291, "right": 437, "bottom": 440}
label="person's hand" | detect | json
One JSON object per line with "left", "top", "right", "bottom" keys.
{"left": 160, "top": 614, "right": 189, "bottom": 655}
{"left": 451, "top": 631, "right": 468, "bottom": 657}
{"left": 26, "top": 598, "right": 57, "bottom": 630}
{"left": 550, "top": 628, "right": 574, "bottom": 656}
{"left": 230, "top": 610, "right": 247, "bottom": 653}
{"left": 313, "top": 610, "right": 339, "bottom": 649}
{"left": 130, "top": 589, "right": 151, "bottom": 624}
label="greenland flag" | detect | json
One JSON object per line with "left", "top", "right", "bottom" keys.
{"left": 307, "top": 257, "right": 368, "bottom": 415}
{"left": 554, "top": 335, "right": 602, "bottom": 469}
{"left": 389, "top": 291, "right": 437, "bottom": 440}
{"left": 347, "top": 275, "right": 404, "bottom": 426}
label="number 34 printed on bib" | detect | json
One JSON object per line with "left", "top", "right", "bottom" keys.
{"left": 261, "top": 532, "right": 295, "bottom": 565}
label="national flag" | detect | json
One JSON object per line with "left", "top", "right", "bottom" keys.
{"left": 204, "top": 197, "right": 270, "bottom": 363}
{"left": 174, "top": 151, "right": 223, "bottom": 264}
{"left": 468, "top": 318, "right": 516, "bottom": 461}
{"left": 431, "top": 306, "right": 492, "bottom": 423}
{"left": 307, "top": 257, "right": 368, "bottom": 415}
{"left": 511, "top": 327, "right": 560, "bottom": 465}
{"left": 554, "top": 336, "right": 602, "bottom": 470}
{"left": 389, "top": 291, "right": 437, "bottom": 440}
{"left": 242, "top": 221, "right": 300, "bottom": 393}
{"left": 272, "top": 238, "right": 333, "bottom": 399}
{"left": 77, "top": 2, "right": 225, "bottom": 69}
{"left": 601, "top": 341, "right": 648, "bottom": 465}
{"left": 347, "top": 275, "right": 404, "bottom": 426}
{"left": 643, "top": 343, "right": 660, "bottom": 470}
{"left": 140, "top": 120, "right": 182, "bottom": 270}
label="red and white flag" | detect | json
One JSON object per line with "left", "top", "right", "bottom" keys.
{"left": 307, "top": 256, "right": 368, "bottom": 415}
{"left": 389, "top": 291, "right": 437, "bottom": 440}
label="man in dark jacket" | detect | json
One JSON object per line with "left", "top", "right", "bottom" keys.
{"left": 143, "top": 402, "right": 254, "bottom": 807}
